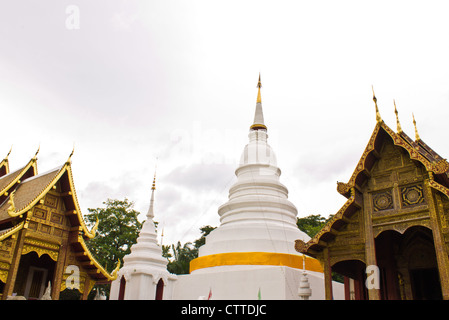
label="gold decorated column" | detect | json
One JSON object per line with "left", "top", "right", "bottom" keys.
{"left": 322, "top": 247, "right": 333, "bottom": 300}
{"left": 424, "top": 178, "right": 449, "bottom": 300}
{"left": 2, "top": 229, "right": 26, "bottom": 299}
{"left": 363, "top": 192, "right": 380, "bottom": 300}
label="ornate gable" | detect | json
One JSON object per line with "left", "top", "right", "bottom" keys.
{"left": 296, "top": 118, "right": 449, "bottom": 258}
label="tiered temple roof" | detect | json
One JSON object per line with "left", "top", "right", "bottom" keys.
{"left": 0, "top": 149, "right": 118, "bottom": 294}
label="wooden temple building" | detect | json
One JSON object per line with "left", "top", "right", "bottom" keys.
{"left": 295, "top": 92, "right": 449, "bottom": 300}
{"left": 0, "top": 149, "right": 119, "bottom": 300}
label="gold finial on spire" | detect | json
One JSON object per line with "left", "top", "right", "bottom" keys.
{"left": 152, "top": 172, "right": 156, "bottom": 190}
{"left": 152, "top": 163, "right": 157, "bottom": 190}
{"left": 256, "top": 73, "right": 262, "bottom": 103}
{"left": 412, "top": 113, "right": 421, "bottom": 141}
{"left": 160, "top": 225, "right": 164, "bottom": 246}
{"left": 372, "top": 85, "right": 382, "bottom": 123}
{"left": 394, "top": 100, "right": 402, "bottom": 133}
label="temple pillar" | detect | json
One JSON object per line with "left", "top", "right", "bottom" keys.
{"left": 363, "top": 192, "right": 380, "bottom": 300}
{"left": 323, "top": 247, "right": 333, "bottom": 300}
{"left": 82, "top": 276, "right": 91, "bottom": 300}
{"left": 51, "top": 236, "right": 69, "bottom": 300}
{"left": 424, "top": 179, "right": 449, "bottom": 300}
{"left": 2, "top": 229, "right": 26, "bottom": 299}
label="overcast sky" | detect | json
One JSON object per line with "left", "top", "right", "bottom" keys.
{"left": 1, "top": 1, "right": 449, "bottom": 245}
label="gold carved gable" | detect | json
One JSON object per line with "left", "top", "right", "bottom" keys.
{"left": 26, "top": 183, "right": 70, "bottom": 241}
{"left": 363, "top": 135, "right": 431, "bottom": 236}
{"left": 368, "top": 135, "right": 426, "bottom": 192}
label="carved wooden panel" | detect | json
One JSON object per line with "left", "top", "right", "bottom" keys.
{"left": 401, "top": 184, "right": 425, "bottom": 208}
{"left": 44, "top": 194, "right": 58, "bottom": 208}
{"left": 28, "top": 221, "right": 38, "bottom": 231}
{"left": 372, "top": 189, "right": 394, "bottom": 212}
{"left": 26, "top": 190, "right": 72, "bottom": 243}
{"left": 374, "top": 139, "right": 404, "bottom": 173}
{"left": 33, "top": 208, "right": 47, "bottom": 220}
{"left": 40, "top": 224, "right": 51, "bottom": 234}
{"left": 50, "top": 213, "right": 63, "bottom": 225}
{"left": 0, "top": 238, "right": 14, "bottom": 261}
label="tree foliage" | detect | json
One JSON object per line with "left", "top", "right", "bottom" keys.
{"left": 296, "top": 214, "right": 331, "bottom": 238}
{"left": 296, "top": 214, "right": 343, "bottom": 283}
{"left": 163, "top": 225, "right": 216, "bottom": 274}
{"left": 84, "top": 198, "right": 143, "bottom": 273}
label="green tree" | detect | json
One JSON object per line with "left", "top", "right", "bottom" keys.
{"left": 163, "top": 225, "right": 216, "bottom": 275}
{"left": 296, "top": 214, "right": 328, "bottom": 238}
{"left": 84, "top": 198, "right": 143, "bottom": 273}
{"left": 194, "top": 225, "right": 216, "bottom": 248}
{"left": 165, "top": 241, "right": 197, "bottom": 274}
{"left": 296, "top": 214, "right": 343, "bottom": 282}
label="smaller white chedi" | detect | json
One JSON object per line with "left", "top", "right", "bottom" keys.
{"left": 110, "top": 174, "right": 177, "bottom": 300}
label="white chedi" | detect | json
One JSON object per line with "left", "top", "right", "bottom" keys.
{"left": 110, "top": 175, "right": 177, "bottom": 300}
{"left": 197, "top": 94, "right": 309, "bottom": 259}
{"left": 298, "top": 257, "right": 312, "bottom": 300}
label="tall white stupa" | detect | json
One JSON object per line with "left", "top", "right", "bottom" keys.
{"left": 173, "top": 75, "right": 344, "bottom": 299}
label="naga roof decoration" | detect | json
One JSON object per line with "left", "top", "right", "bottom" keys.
{"left": 0, "top": 147, "right": 12, "bottom": 177}
{"left": 0, "top": 152, "right": 38, "bottom": 204}
{"left": 297, "top": 97, "right": 449, "bottom": 256}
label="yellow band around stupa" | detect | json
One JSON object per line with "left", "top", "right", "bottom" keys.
{"left": 189, "top": 252, "right": 323, "bottom": 273}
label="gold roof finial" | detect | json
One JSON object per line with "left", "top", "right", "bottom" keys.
{"left": 394, "top": 100, "right": 403, "bottom": 134}
{"left": 412, "top": 113, "right": 421, "bottom": 141}
{"left": 372, "top": 85, "right": 382, "bottom": 123}
{"left": 66, "top": 144, "right": 75, "bottom": 164}
{"left": 6, "top": 146, "right": 12, "bottom": 159}
{"left": 32, "top": 145, "right": 40, "bottom": 161}
{"left": 257, "top": 73, "right": 262, "bottom": 103}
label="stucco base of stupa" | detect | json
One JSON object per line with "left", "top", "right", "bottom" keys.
{"left": 172, "top": 265, "right": 344, "bottom": 300}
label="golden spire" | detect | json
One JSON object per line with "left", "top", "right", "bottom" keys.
{"left": 152, "top": 162, "right": 157, "bottom": 190}
{"left": 412, "top": 113, "right": 421, "bottom": 141}
{"left": 250, "top": 73, "right": 267, "bottom": 130}
{"left": 394, "top": 100, "right": 402, "bottom": 133}
{"left": 152, "top": 171, "right": 156, "bottom": 190}
{"left": 147, "top": 167, "right": 157, "bottom": 219}
{"left": 372, "top": 86, "right": 382, "bottom": 123}
{"left": 160, "top": 225, "right": 165, "bottom": 246}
